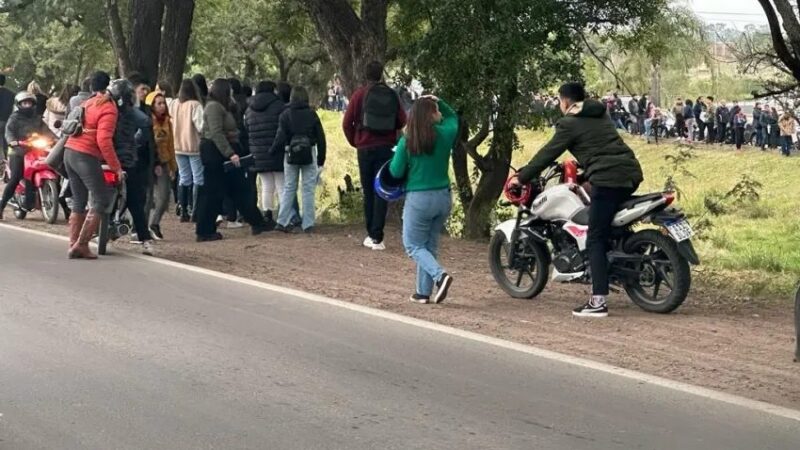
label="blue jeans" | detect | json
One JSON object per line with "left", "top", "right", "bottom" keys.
{"left": 781, "top": 135, "right": 793, "bottom": 156}
{"left": 278, "top": 156, "right": 317, "bottom": 230}
{"left": 176, "top": 154, "right": 204, "bottom": 186}
{"left": 644, "top": 119, "right": 652, "bottom": 140}
{"left": 402, "top": 189, "right": 452, "bottom": 296}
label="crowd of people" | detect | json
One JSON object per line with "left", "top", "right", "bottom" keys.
{"left": 0, "top": 61, "right": 457, "bottom": 304}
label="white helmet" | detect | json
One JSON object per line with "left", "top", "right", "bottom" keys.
{"left": 14, "top": 91, "right": 36, "bottom": 110}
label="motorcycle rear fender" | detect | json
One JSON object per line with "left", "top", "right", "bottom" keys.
{"left": 647, "top": 207, "right": 686, "bottom": 226}
{"left": 677, "top": 240, "right": 701, "bottom": 265}
{"left": 612, "top": 198, "right": 667, "bottom": 227}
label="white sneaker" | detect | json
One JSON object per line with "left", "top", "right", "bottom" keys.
{"left": 216, "top": 215, "right": 225, "bottom": 226}
{"left": 362, "top": 236, "right": 385, "bottom": 250}
{"left": 142, "top": 240, "right": 154, "bottom": 256}
{"left": 227, "top": 220, "right": 244, "bottom": 229}
{"left": 130, "top": 233, "right": 142, "bottom": 244}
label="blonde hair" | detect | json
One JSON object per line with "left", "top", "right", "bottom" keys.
{"left": 27, "top": 81, "right": 43, "bottom": 95}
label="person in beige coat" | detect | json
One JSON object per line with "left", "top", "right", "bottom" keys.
{"left": 170, "top": 79, "right": 205, "bottom": 222}
{"left": 778, "top": 112, "right": 795, "bottom": 157}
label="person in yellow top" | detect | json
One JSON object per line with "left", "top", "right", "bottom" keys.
{"left": 146, "top": 91, "right": 178, "bottom": 240}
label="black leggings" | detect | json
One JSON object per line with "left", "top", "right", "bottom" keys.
{"left": 1, "top": 153, "right": 34, "bottom": 209}
{"left": 195, "top": 139, "right": 265, "bottom": 236}
{"left": 588, "top": 185, "right": 637, "bottom": 296}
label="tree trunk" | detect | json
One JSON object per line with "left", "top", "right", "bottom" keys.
{"left": 464, "top": 88, "right": 518, "bottom": 240}
{"left": 452, "top": 117, "right": 474, "bottom": 210}
{"left": 159, "top": 0, "right": 195, "bottom": 90}
{"left": 650, "top": 62, "right": 661, "bottom": 107}
{"left": 106, "top": 0, "right": 132, "bottom": 76}
{"left": 128, "top": 0, "right": 165, "bottom": 84}
{"left": 302, "top": 0, "right": 387, "bottom": 96}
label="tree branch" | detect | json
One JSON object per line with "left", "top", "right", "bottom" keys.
{"left": 752, "top": 83, "right": 800, "bottom": 98}
{"left": 105, "top": 0, "right": 132, "bottom": 76}
{"left": 0, "top": 0, "right": 34, "bottom": 13}
{"left": 579, "top": 31, "right": 634, "bottom": 95}
{"left": 756, "top": 0, "right": 800, "bottom": 80}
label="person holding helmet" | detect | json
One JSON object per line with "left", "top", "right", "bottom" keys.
{"left": 62, "top": 71, "right": 123, "bottom": 259}
{"left": 0, "top": 91, "right": 57, "bottom": 219}
{"left": 387, "top": 95, "right": 458, "bottom": 304}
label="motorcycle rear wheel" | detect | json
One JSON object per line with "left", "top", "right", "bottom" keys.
{"left": 622, "top": 230, "right": 691, "bottom": 314}
{"left": 40, "top": 180, "right": 59, "bottom": 224}
{"left": 489, "top": 232, "right": 549, "bottom": 299}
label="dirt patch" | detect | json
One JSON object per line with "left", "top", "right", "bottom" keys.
{"left": 11, "top": 213, "right": 800, "bottom": 410}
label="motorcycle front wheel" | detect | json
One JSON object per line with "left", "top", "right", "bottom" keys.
{"left": 98, "top": 213, "right": 110, "bottom": 255}
{"left": 489, "top": 232, "right": 550, "bottom": 299}
{"left": 40, "top": 180, "right": 59, "bottom": 224}
{"left": 622, "top": 229, "right": 691, "bottom": 314}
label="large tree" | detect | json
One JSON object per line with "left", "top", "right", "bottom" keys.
{"left": 159, "top": 0, "right": 196, "bottom": 89}
{"left": 301, "top": 0, "right": 388, "bottom": 95}
{"left": 747, "top": 0, "right": 800, "bottom": 95}
{"left": 400, "top": 0, "right": 666, "bottom": 238}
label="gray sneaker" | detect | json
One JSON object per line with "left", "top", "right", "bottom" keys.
{"left": 142, "top": 240, "right": 154, "bottom": 256}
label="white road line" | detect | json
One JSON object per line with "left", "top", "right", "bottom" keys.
{"left": 4, "top": 222, "right": 800, "bottom": 422}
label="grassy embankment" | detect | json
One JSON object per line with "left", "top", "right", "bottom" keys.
{"left": 316, "top": 111, "right": 800, "bottom": 298}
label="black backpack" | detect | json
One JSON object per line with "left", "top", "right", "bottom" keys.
{"left": 284, "top": 110, "right": 315, "bottom": 166}
{"left": 361, "top": 83, "right": 399, "bottom": 133}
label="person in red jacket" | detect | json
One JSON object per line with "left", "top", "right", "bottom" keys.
{"left": 343, "top": 61, "right": 407, "bottom": 251}
{"left": 63, "top": 71, "right": 123, "bottom": 260}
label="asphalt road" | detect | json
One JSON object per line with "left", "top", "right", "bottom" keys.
{"left": 0, "top": 226, "right": 798, "bottom": 450}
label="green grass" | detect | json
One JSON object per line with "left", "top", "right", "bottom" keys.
{"left": 316, "top": 111, "right": 800, "bottom": 298}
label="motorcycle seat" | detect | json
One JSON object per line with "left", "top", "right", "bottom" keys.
{"left": 619, "top": 193, "right": 663, "bottom": 210}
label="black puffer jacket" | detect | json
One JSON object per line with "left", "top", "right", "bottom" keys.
{"left": 269, "top": 102, "right": 326, "bottom": 167}
{"left": 246, "top": 92, "right": 286, "bottom": 172}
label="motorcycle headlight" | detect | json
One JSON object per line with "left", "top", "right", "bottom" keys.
{"left": 30, "top": 138, "right": 50, "bottom": 150}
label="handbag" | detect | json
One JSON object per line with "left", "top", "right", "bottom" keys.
{"left": 286, "top": 135, "right": 314, "bottom": 166}
{"left": 61, "top": 106, "right": 85, "bottom": 137}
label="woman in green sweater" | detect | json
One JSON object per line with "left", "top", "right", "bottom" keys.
{"left": 389, "top": 96, "right": 457, "bottom": 304}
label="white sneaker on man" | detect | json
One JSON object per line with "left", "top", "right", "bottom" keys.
{"left": 226, "top": 220, "right": 244, "bottom": 229}
{"left": 362, "top": 236, "right": 385, "bottom": 251}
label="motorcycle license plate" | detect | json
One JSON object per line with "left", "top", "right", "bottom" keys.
{"left": 666, "top": 219, "right": 693, "bottom": 242}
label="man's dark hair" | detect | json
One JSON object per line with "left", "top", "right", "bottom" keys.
{"left": 707, "top": 96, "right": 714, "bottom": 101}
{"left": 157, "top": 79, "right": 174, "bottom": 98}
{"left": 0, "top": 74, "right": 5, "bottom": 86}
{"left": 256, "top": 81, "right": 277, "bottom": 94}
{"left": 126, "top": 71, "right": 149, "bottom": 88}
{"left": 192, "top": 74, "right": 209, "bottom": 98}
{"left": 365, "top": 61, "right": 384, "bottom": 83}
{"left": 558, "top": 82, "right": 586, "bottom": 103}
{"left": 229, "top": 78, "right": 242, "bottom": 95}
{"left": 277, "top": 82, "right": 291, "bottom": 103}
{"left": 80, "top": 77, "right": 91, "bottom": 92}
{"left": 90, "top": 71, "right": 111, "bottom": 93}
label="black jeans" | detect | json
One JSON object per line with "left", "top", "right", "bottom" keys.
{"left": 588, "top": 185, "right": 637, "bottom": 296}
{"left": 697, "top": 120, "right": 705, "bottom": 141}
{"left": 1, "top": 153, "right": 34, "bottom": 210}
{"left": 717, "top": 122, "right": 727, "bottom": 143}
{"left": 196, "top": 139, "right": 265, "bottom": 237}
{"left": 735, "top": 127, "right": 745, "bottom": 149}
{"left": 706, "top": 125, "right": 716, "bottom": 144}
{"left": 125, "top": 165, "right": 153, "bottom": 242}
{"left": 358, "top": 146, "right": 393, "bottom": 243}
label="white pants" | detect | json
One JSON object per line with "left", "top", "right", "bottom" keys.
{"left": 258, "top": 171, "right": 284, "bottom": 212}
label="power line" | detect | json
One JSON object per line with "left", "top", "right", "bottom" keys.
{"left": 694, "top": 11, "right": 765, "bottom": 17}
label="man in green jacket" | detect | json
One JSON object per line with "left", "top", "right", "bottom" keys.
{"left": 514, "top": 82, "right": 643, "bottom": 318}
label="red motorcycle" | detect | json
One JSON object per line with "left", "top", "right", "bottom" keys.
{"left": 3, "top": 135, "right": 62, "bottom": 224}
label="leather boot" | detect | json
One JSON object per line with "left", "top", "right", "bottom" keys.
{"left": 68, "top": 212, "right": 86, "bottom": 251}
{"left": 179, "top": 185, "right": 190, "bottom": 222}
{"left": 68, "top": 209, "right": 99, "bottom": 260}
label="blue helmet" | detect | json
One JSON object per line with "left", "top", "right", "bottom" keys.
{"left": 374, "top": 161, "right": 405, "bottom": 202}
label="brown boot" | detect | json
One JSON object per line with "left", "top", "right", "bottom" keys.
{"left": 68, "top": 209, "right": 99, "bottom": 260}
{"left": 67, "top": 213, "right": 86, "bottom": 253}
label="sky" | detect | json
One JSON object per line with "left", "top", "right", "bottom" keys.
{"left": 690, "top": 0, "right": 768, "bottom": 26}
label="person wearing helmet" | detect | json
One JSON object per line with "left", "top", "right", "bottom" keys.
{"left": 109, "top": 78, "right": 156, "bottom": 256}
{"left": 388, "top": 95, "right": 458, "bottom": 305}
{"left": 63, "top": 70, "right": 123, "bottom": 259}
{"left": 0, "top": 91, "right": 57, "bottom": 219}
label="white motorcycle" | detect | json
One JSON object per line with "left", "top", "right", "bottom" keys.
{"left": 489, "top": 161, "right": 699, "bottom": 314}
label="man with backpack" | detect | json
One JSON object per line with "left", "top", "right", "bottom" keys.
{"left": 343, "top": 61, "right": 407, "bottom": 251}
